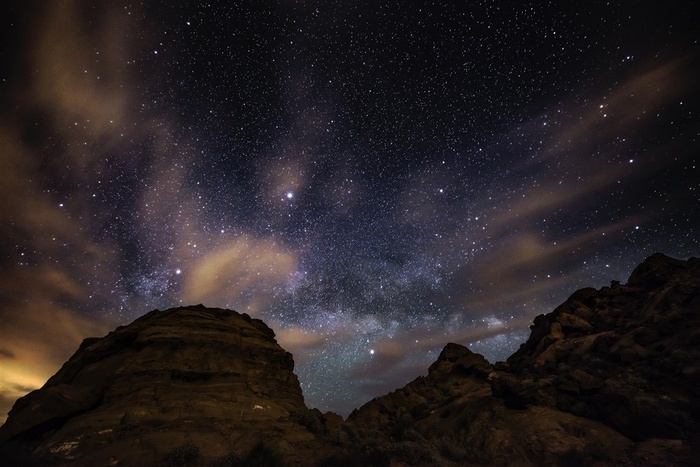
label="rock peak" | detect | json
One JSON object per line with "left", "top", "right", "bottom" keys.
{"left": 428, "top": 342, "right": 491, "bottom": 376}
{"left": 627, "top": 252, "right": 697, "bottom": 286}
{"left": 0, "top": 305, "right": 307, "bottom": 465}
{"left": 349, "top": 254, "right": 700, "bottom": 465}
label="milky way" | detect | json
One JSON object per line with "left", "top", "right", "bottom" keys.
{"left": 1, "top": 1, "right": 698, "bottom": 418}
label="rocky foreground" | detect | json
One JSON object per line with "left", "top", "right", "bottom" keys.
{"left": 1, "top": 253, "right": 699, "bottom": 466}
{"left": 348, "top": 253, "right": 700, "bottom": 466}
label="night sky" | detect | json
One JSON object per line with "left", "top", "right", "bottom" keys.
{"left": 1, "top": 1, "right": 698, "bottom": 419}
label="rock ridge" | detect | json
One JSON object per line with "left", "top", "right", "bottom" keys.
{"left": 1, "top": 253, "right": 699, "bottom": 466}
{"left": 346, "top": 253, "right": 700, "bottom": 465}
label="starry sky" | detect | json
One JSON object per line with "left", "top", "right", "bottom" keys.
{"left": 0, "top": 1, "right": 698, "bottom": 420}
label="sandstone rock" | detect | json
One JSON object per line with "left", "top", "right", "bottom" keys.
{"left": 348, "top": 343, "right": 493, "bottom": 432}
{"left": 0, "top": 305, "right": 322, "bottom": 465}
{"left": 555, "top": 311, "right": 593, "bottom": 332}
{"left": 348, "top": 253, "right": 700, "bottom": 465}
{"left": 498, "top": 253, "right": 700, "bottom": 446}
{"left": 627, "top": 252, "right": 694, "bottom": 287}
{"left": 2, "top": 254, "right": 699, "bottom": 466}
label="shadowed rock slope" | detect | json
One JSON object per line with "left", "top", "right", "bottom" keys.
{"left": 346, "top": 253, "right": 700, "bottom": 465}
{"left": 1, "top": 253, "right": 699, "bottom": 466}
{"left": 0, "top": 305, "right": 345, "bottom": 466}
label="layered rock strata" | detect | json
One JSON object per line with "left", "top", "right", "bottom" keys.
{"left": 0, "top": 305, "right": 322, "bottom": 465}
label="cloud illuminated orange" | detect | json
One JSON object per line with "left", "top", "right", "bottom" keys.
{"left": 181, "top": 236, "right": 298, "bottom": 314}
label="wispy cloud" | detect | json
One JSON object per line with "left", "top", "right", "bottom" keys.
{"left": 0, "top": 300, "right": 114, "bottom": 423}
{"left": 181, "top": 235, "right": 298, "bottom": 314}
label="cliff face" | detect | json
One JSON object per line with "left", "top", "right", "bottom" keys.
{"left": 1, "top": 254, "right": 699, "bottom": 466}
{"left": 0, "top": 305, "right": 324, "bottom": 465}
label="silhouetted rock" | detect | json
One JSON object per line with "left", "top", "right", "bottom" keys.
{"left": 502, "top": 253, "right": 700, "bottom": 444}
{"left": 348, "top": 343, "right": 492, "bottom": 430}
{"left": 2, "top": 254, "right": 699, "bottom": 466}
{"left": 0, "top": 305, "right": 340, "bottom": 465}
{"left": 347, "top": 253, "right": 700, "bottom": 465}
{"left": 627, "top": 252, "right": 693, "bottom": 287}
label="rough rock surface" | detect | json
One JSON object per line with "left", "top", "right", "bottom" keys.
{"left": 346, "top": 343, "right": 632, "bottom": 466}
{"left": 501, "top": 253, "right": 700, "bottom": 443}
{"left": 0, "top": 305, "right": 338, "bottom": 465}
{"left": 347, "top": 253, "right": 700, "bottom": 465}
{"left": 1, "top": 253, "right": 699, "bottom": 466}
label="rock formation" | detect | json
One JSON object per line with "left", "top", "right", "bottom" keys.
{"left": 0, "top": 305, "right": 342, "bottom": 465}
{"left": 1, "top": 253, "right": 699, "bottom": 466}
{"left": 346, "top": 253, "right": 700, "bottom": 465}
{"left": 500, "top": 252, "right": 700, "bottom": 442}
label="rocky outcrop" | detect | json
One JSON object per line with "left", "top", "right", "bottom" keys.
{"left": 349, "top": 343, "right": 493, "bottom": 430}
{"left": 0, "top": 305, "right": 334, "bottom": 465}
{"left": 499, "top": 253, "right": 700, "bottom": 443}
{"left": 347, "top": 253, "right": 700, "bottom": 465}
{"left": 1, "top": 254, "right": 699, "bottom": 466}
{"left": 346, "top": 343, "right": 633, "bottom": 465}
